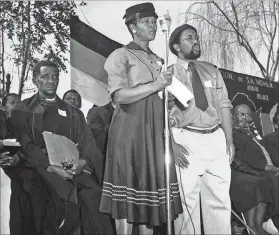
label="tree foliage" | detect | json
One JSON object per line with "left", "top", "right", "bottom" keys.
{"left": 0, "top": 1, "right": 86, "bottom": 97}
{"left": 184, "top": 0, "right": 279, "bottom": 81}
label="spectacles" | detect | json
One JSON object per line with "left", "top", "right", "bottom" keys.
{"left": 237, "top": 113, "right": 252, "bottom": 119}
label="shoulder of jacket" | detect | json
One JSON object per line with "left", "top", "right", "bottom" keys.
{"left": 13, "top": 95, "right": 34, "bottom": 112}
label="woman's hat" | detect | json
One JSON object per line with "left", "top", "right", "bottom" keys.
{"left": 123, "top": 2, "right": 158, "bottom": 25}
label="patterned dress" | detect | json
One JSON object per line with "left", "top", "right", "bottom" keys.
{"left": 100, "top": 42, "right": 182, "bottom": 226}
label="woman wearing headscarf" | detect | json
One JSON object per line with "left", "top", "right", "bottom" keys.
{"left": 99, "top": 2, "right": 182, "bottom": 235}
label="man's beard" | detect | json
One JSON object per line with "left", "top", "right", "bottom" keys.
{"left": 184, "top": 44, "right": 201, "bottom": 60}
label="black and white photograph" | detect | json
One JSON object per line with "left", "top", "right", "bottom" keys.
{"left": 0, "top": 1, "right": 278, "bottom": 235}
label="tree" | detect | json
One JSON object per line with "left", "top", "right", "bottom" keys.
{"left": 184, "top": 0, "right": 279, "bottom": 81}
{"left": 0, "top": 1, "right": 86, "bottom": 97}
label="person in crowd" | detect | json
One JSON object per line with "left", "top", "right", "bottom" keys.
{"left": 99, "top": 3, "right": 182, "bottom": 234}
{"left": 0, "top": 94, "right": 20, "bottom": 139}
{"left": 263, "top": 110, "right": 279, "bottom": 167}
{"left": 0, "top": 93, "right": 35, "bottom": 235}
{"left": 230, "top": 104, "right": 279, "bottom": 235}
{"left": 0, "top": 105, "right": 7, "bottom": 139}
{"left": 1, "top": 93, "right": 55, "bottom": 235}
{"left": 10, "top": 60, "right": 115, "bottom": 235}
{"left": 86, "top": 101, "right": 114, "bottom": 155}
{"left": 63, "top": 89, "right": 82, "bottom": 109}
{"left": 168, "top": 24, "right": 234, "bottom": 234}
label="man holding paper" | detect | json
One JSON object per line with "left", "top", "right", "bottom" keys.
{"left": 168, "top": 24, "right": 234, "bottom": 235}
{"left": 11, "top": 60, "right": 115, "bottom": 235}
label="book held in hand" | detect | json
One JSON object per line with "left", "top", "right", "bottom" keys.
{"left": 2, "top": 139, "right": 21, "bottom": 147}
{"left": 42, "top": 131, "right": 79, "bottom": 167}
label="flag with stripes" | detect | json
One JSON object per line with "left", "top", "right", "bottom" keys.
{"left": 70, "top": 16, "right": 122, "bottom": 106}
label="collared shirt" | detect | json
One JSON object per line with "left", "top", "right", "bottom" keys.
{"left": 104, "top": 42, "right": 163, "bottom": 98}
{"left": 169, "top": 58, "right": 232, "bottom": 128}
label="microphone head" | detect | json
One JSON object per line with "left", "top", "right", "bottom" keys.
{"left": 159, "top": 10, "right": 171, "bottom": 32}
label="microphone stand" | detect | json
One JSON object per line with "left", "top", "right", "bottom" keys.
{"left": 159, "top": 11, "right": 172, "bottom": 235}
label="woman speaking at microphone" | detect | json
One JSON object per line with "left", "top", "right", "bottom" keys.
{"left": 99, "top": 2, "right": 182, "bottom": 235}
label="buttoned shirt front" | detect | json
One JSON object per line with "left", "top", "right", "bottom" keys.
{"left": 104, "top": 42, "right": 163, "bottom": 98}
{"left": 169, "top": 58, "right": 232, "bottom": 128}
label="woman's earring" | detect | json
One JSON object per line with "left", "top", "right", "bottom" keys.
{"left": 132, "top": 29, "right": 136, "bottom": 34}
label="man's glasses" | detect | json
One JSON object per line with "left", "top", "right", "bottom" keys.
{"left": 237, "top": 113, "right": 252, "bottom": 119}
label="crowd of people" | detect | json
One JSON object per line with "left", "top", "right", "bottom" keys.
{"left": 0, "top": 2, "right": 278, "bottom": 235}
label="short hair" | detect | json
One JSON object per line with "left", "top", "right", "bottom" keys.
{"left": 32, "top": 60, "right": 59, "bottom": 80}
{"left": 2, "top": 93, "right": 19, "bottom": 106}
{"left": 126, "top": 19, "right": 137, "bottom": 38}
{"left": 63, "top": 89, "right": 82, "bottom": 108}
{"left": 171, "top": 25, "right": 198, "bottom": 56}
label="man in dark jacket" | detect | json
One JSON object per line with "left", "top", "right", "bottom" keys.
{"left": 0, "top": 93, "right": 35, "bottom": 235}
{"left": 11, "top": 60, "right": 115, "bottom": 235}
{"left": 86, "top": 102, "right": 114, "bottom": 155}
{"left": 230, "top": 104, "right": 279, "bottom": 235}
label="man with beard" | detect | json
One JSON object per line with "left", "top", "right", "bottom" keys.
{"left": 168, "top": 24, "right": 234, "bottom": 234}
{"left": 10, "top": 60, "right": 115, "bottom": 235}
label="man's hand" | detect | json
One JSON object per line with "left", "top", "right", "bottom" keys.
{"left": 171, "top": 141, "right": 189, "bottom": 169}
{"left": 168, "top": 93, "right": 176, "bottom": 110}
{"left": 226, "top": 141, "right": 235, "bottom": 164}
{"left": 66, "top": 159, "right": 87, "bottom": 175}
{"left": 47, "top": 165, "right": 73, "bottom": 180}
{"left": 0, "top": 151, "right": 20, "bottom": 166}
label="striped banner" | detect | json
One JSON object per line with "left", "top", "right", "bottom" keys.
{"left": 70, "top": 16, "right": 122, "bottom": 106}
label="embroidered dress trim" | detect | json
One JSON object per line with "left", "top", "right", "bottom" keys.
{"left": 102, "top": 182, "right": 180, "bottom": 207}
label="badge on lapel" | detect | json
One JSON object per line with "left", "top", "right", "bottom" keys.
{"left": 204, "top": 80, "right": 213, "bottom": 88}
{"left": 58, "top": 109, "right": 67, "bottom": 117}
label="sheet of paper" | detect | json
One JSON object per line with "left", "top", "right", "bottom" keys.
{"left": 167, "top": 76, "right": 194, "bottom": 107}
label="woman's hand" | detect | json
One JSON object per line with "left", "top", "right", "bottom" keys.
{"left": 153, "top": 71, "right": 173, "bottom": 91}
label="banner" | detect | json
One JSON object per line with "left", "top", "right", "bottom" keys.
{"left": 70, "top": 16, "right": 279, "bottom": 136}
{"left": 70, "top": 16, "right": 121, "bottom": 106}
{"left": 220, "top": 69, "right": 279, "bottom": 136}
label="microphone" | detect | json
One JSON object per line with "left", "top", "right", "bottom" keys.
{"left": 159, "top": 10, "right": 171, "bottom": 33}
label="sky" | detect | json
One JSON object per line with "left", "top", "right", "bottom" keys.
{"left": 4, "top": 0, "right": 278, "bottom": 115}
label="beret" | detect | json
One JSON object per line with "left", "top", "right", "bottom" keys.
{"left": 123, "top": 2, "right": 158, "bottom": 25}
{"left": 169, "top": 24, "right": 197, "bottom": 55}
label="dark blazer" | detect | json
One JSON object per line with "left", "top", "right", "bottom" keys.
{"left": 87, "top": 102, "right": 114, "bottom": 154}
{"left": 231, "top": 128, "right": 267, "bottom": 175}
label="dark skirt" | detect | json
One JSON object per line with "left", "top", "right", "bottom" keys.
{"left": 100, "top": 93, "right": 182, "bottom": 226}
{"left": 230, "top": 167, "right": 279, "bottom": 219}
